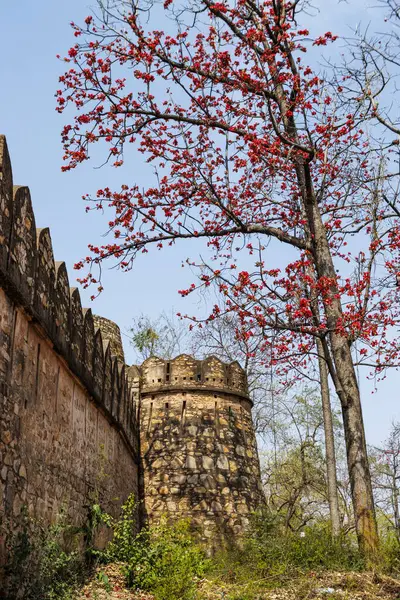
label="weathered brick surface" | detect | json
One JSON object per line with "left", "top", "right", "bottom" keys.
{"left": 0, "top": 296, "right": 138, "bottom": 518}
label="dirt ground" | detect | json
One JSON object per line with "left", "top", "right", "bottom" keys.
{"left": 77, "top": 564, "right": 400, "bottom": 600}
{"left": 78, "top": 564, "right": 153, "bottom": 600}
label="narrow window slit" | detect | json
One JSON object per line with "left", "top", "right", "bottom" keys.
{"left": 215, "top": 400, "right": 220, "bottom": 434}
{"left": 181, "top": 400, "right": 187, "bottom": 427}
{"left": 147, "top": 401, "right": 153, "bottom": 435}
{"left": 33, "top": 343, "right": 41, "bottom": 407}
{"left": 240, "top": 405, "right": 247, "bottom": 442}
{"left": 55, "top": 365, "right": 60, "bottom": 414}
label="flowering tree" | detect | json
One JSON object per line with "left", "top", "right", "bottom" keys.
{"left": 57, "top": 0, "right": 400, "bottom": 555}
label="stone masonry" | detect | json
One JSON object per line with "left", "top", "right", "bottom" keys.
{"left": 140, "top": 355, "right": 264, "bottom": 544}
{"left": 0, "top": 133, "right": 264, "bottom": 580}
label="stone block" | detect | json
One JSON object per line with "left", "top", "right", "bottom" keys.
{"left": 202, "top": 456, "right": 214, "bottom": 470}
{"left": 217, "top": 456, "right": 229, "bottom": 471}
{"left": 185, "top": 455, "right": 197, "bottom": 470}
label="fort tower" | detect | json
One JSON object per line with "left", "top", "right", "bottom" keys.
{"left": 140, "top": 355, "right": 264, "bottom": 542}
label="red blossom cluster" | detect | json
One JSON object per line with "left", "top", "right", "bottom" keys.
{"left": 56, "top": 0, "right": 400, "bottom": 384}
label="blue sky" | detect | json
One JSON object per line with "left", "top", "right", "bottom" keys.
{"left": 0, "top": 0, "right": 198, "bottom": 350}
{"left": 0, "top": 0, "right": 397, "bottom": 445}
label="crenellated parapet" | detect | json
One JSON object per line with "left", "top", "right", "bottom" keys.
{"left": 141, "top": 354, "right": 250, "bottom": 401}
{"left": 0, "top": 135, "right": 138, "bottom": 458}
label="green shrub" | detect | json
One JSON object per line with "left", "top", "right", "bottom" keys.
{"left": 97, "top": 493, "right": 137, "bottom": 563}
{"left": 247, "top": 511, "right": 363, "bottom": 574}
{"left": 4, "top": 507, "right": 84, "bottom": 600}
{"left": 378, "top": 530, "right": 400, "bottom": 575}
{"left": 99, "top": 494, "right": 209, "bottom": 600}
{"left": 127, "top": 518, "right": 209, "bottom": 600}
{"left": 282, "top": 525, "right": 363, "bottom": 572}
{"left": 209, "top": 511, "right": 364, "bottom": 596}
{"left": 35, "top": 522, "right": 83, "bottom": 600}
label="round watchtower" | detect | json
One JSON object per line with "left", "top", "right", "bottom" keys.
{"left": 139, "top": 355, "right": 264, "bottom": 544}
{"left": 93, "top": 315, "right": 125, "bottom": 363}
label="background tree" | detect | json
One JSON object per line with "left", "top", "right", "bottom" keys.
{"left": 370, "top": 423, "right": 400, "bottom": 543}
{"left": 56, "top": 0, "right": 400, "bottom": 555}
{"left": 129, "top": 312, "right": 188, "bottom": 361}
{"left": 316, "top": 338, "right": 341, "bottom": 537}
{"left": 262, "top": 389, "right": 347, "bottom": 533}
{"left": 190, "top": 313, "right": 278, "bottom": 437}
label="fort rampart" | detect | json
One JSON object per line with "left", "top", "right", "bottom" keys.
{"left": 0, "top": 136, "right": 140, "bottom": 577}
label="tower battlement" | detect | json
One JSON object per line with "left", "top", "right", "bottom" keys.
{"left": 141, "top": 354, "right": 249, "bottom": 400}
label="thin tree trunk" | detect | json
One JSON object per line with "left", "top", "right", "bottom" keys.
{"left": 334, "top": 350, "right": 378, "bottom": 557}
{"left": 391, "top": 461, "right": 400, "bottom": 542}
{"left": 317, "top": 338, "right": 341, "bottom": 538}
{"left": 303, "top": 260, "right": 341, "bottom": 538}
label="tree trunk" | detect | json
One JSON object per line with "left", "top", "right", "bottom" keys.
{"left": 276, "top": 77, "right": 378, "bottom": 554}
{"left": 332, "top": 343, "right": 378, "bottom": 556}
{"left": 298, "top": 161, "right": 379, "bottom": 558}
{"left": 317, "top": 338, "right": 341, "bottom": 538}
{"left": 391, "top": 465, "right": 400, "bottom": 542}
{"left": 315, "top": 254, "right": 378, "bottom": 557}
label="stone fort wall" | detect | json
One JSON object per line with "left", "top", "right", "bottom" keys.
{"left": 140, "top": 355, "right": 264, "bottom": 545}
{"left": 0, "top": 136, "right": 140, "bottom": 578}
{"left": 0, "top": 132, "right": 264, "bottom": 574}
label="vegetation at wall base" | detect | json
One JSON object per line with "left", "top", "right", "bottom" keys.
{"left": 6, "top": 496, "right": 400, "bottom": 600}
{"left": 90, "top": 495, "right": 210, "bottom": 600}
{"left": 2, "top": 507, "right": 85, "bottom": 600}
{"left": 78, "top": 497, "right": 400, "bottom": 600}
